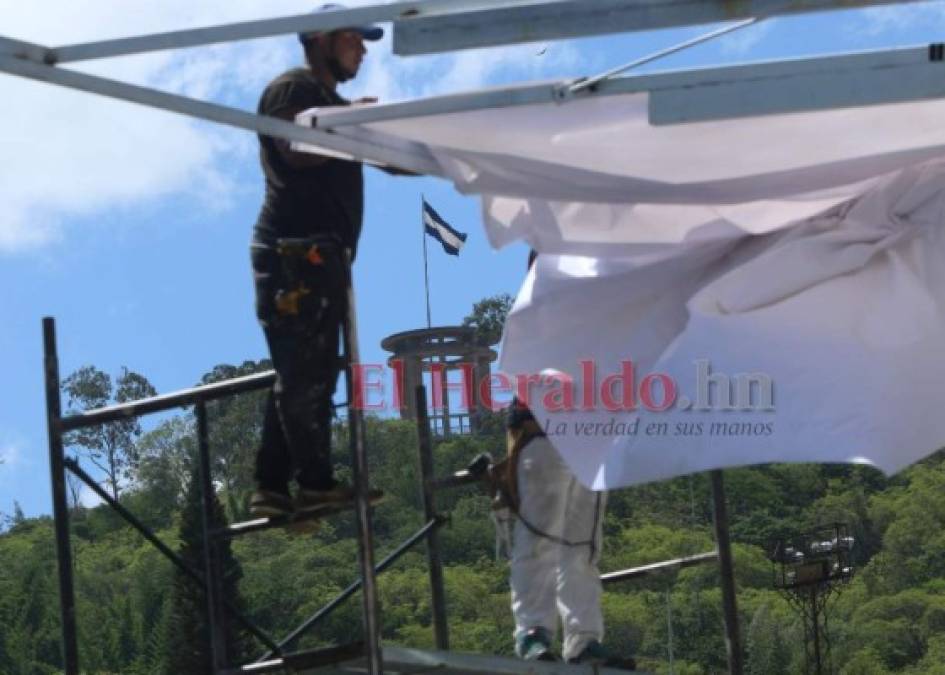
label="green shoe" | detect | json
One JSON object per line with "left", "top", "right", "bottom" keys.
{"left": 567, "top": 640, "right": 636, "bottom": 670}
{"left": 515, "top": 627, "right": 556, "bottom": 662}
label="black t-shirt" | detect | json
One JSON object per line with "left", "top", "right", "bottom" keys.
{"left": 254, "top": 68, "right": 364, "bottom": 254}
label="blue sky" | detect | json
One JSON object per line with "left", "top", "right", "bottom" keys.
{"left": 2, "top": 0, "right": 945, "bottom": 517}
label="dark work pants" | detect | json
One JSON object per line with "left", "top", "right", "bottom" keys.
{"left": 252, "top": 242, "right": 346, "bottom": 493}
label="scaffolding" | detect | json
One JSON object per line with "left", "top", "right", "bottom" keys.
{"left": 43, "top": 301, "right": 718, "bottom": 674}
{"left": 42, "top": 249, "right": 394, "bottom": 674}
{"left": 20, "top": 2, "right": 943, "bottom": 673}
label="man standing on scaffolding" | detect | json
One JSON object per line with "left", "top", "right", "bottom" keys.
{"left": 249, "top": 4, "right": 386, "bottom": 518}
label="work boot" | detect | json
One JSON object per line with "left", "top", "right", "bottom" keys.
{"left": 249, "top": 489, "right": 294, "bottom": 518}
{"left": 515, "top": 627, "right": 556, "bottom": 662}
{"left": 567, "top": 640, "right": 636, "bottom": 670}
{"left": 295, "top": 483, "right": 384, "bottom": 513}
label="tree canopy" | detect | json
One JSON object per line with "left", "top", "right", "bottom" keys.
{"left": 462, "top": 293, "right": 513, "bottom": 346}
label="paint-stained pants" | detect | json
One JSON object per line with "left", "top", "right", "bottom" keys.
{"left": 251, "top": 240, "right": 346, "bottom": 492}
{"left": 510, "top": 435, "right": 607, "bottom": 661}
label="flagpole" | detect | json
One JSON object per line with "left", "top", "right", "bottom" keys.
{"left": 421, "top": 194, "right": 432, "bottom": 329}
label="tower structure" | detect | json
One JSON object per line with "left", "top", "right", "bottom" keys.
{"left": 381, "top": 326, "right": 498, "bottom": 435}
{"left": 772, "top": 524, "right": 855, "bottom": 675}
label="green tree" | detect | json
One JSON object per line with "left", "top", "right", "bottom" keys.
{"left": 462, "top": 294, "right": 513, "bottom": 346}
{"left": 0, "top": 520, "right": 62, "bottom": 674}
{"left": 200, "top": 360, "right": 270, "bottom": 519}
{"left": 135, "top": 417, "right": 197, "bottom": 527}
{"left": 62, "top": 365, "right": 157, "bottom": 499}
{"left": 746, "top": 603, "right": 791, "bottom": 675}
{"left": 846, "top": 590, "right": 934, "bottom": 670}
{"left": 158, "top": 456, "right": 247, "bottom": 674}
{"left": 870, "top": 462, "right": 945, "bottom": 592}
{"left": 841, "top": 647, "right": 889, "bottom": 675}
{"left": 906, "top": 634, "right": 945, "bottom": 675}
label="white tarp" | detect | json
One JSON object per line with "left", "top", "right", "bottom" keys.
{"left": 296, "top": 92, "right": 945, "bottom": 489}
{"left": 498, "top": 163, "right": 945, "bottom": 488}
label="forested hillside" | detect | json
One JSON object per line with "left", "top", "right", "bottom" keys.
{"left": 2, "top": 356, "right": 945, "bottom": 674}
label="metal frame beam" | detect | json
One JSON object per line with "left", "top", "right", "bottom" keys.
{"left": 9, "top": 39, "right": 940, "bottom": 179}
{"left": 255, "top": 518, "right": 445, "bottom": 664}
{"left": 61, "top": 370, "right": 274, "bottom": 431}
{"left": 0, "top": 35, "right": 52, "bottom": 63}
{"left": 601, "top": 551, "right": 718, "bottom": 584}
{"left": 309, "top": 42, "right": 945, "bottom": 129}
{"left": 2, "top": 6, "right": 942, "bottom": 163}
{"left": 46, "top": 0, "right": 519, "bottom": 64}
{"left": 0, "top": 54, "right": 440, "bottom": 174}
{"left": 18, "top": 0, "right": 928, "bottom": 64}
{"left": 392, "top": 0, "right": 927, "bottom": 55}
{"left": 644, "top": 42, "right": 945, "bottom": 124}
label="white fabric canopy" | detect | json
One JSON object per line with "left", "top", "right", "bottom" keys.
{"left": 356, "top": 93, "right": 945, "bottom": 253}
{"left": 296, "top": 91, "right": 945, "bottom": 489}
{"left": 499, "top": 163, "right": 945, "bottom": 488}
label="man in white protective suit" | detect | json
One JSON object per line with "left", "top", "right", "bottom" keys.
{"left": 503, "top": 253, "right": 634, "bottom": 669}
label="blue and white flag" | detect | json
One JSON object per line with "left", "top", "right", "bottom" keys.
{"left": 423, "top": 199, "right": 467, "bottom": 256}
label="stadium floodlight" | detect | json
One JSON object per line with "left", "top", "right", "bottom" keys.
{"left": 772, "top": 524, "right": 855, "bottom": 675}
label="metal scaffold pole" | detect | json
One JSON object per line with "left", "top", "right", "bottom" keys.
{"left": 196, "top": 401, "right": 229, "bottom": 673}
{"left": 415, "top": 386, "right": 449, "bottom": 650}
{"left": 43, "top": 317, "right": 81, "bottom": 675}
{"left": 711, "top": 470, "right": 744, "bottom": 675}
{"left": 342, "top": 250, "right": 383, "bottom": 675}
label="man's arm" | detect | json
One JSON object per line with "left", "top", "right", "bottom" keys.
{"left": 271, "top": 107, "right": 332, "bottom": 169}
{"left": 271, "top": 101, "right": 420, "bottom": 174}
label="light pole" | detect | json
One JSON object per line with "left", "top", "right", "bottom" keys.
{"left": 772, "top": 524, "right": 855, "bottom": 675}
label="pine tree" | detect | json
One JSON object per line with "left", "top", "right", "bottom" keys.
{"left": 746, "top": 603, "right": 792, "bottom": 675}
{"left": 159, "top": 456, "right": 247, "bottom": 674}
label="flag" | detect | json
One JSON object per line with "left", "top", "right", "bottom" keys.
{"left": 423, "top": 199, "right": 467, "bottom": 256}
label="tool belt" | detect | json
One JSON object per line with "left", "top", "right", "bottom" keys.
{"left": 488, "top": 418, "right": 545, "bottom": 512}
{"left": 488, "top": 419, "right": 601, "bottom": 551}
{"left": 272, "top": 235, "right": 346, "bottom": 318}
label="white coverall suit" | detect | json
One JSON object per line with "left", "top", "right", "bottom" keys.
{"left": 510, "top": 433, "right": 607, "bottom": 661}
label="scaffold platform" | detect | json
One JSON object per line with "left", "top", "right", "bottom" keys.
{"left": 294, "top": 647, "right": 647, "bottom": 675}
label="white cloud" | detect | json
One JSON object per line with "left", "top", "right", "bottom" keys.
{"left": 0, "top": 1, "right": 579, "bottom": 253}
{"left": 77, "top": 483, "right": 104, "bottom": 509}
{"left": 0, "top": 0, "right": 308, "bottom": 253}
